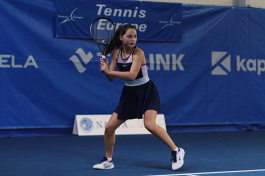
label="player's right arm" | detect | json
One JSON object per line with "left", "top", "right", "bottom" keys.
{"left": 101, "top": 48, "right": 119, "bottom": 82}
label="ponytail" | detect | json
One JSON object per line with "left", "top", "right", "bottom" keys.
{"left": 104, "top": 24, "right": 137, "bottom": 56}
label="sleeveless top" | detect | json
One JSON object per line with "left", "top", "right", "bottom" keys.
{"left": 117, "top": 46, "right": 149, "bottom": 86}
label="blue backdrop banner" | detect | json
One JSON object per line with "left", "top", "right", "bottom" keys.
{"left": 55, "top": 0, "right": 183, "bottom": 42}
{"left": 1, "top": 0, "right": 265, "bottom": 136}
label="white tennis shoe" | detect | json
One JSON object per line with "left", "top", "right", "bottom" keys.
{"left": 93, "top": 157, "right": 114, "bottom": 170}
{"left": 171, "top": 148, "right": 185, "bottom": 170}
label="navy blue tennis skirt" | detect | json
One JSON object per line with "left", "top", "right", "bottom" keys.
{"left": 114, "top": 80, "right": 160, "bottom": 120}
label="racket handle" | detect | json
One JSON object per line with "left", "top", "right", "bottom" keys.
{"left": 101, "top": 55, "right": 106, "bottom": 73}
{"left": 101, "top": 55, "right": 106, "bottom": 63}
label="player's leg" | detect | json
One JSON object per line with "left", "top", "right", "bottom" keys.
{"left": 93, "top": 112, "right": 125, "bottom": 170}
{"left": 104, "top": 112, "right": 126, "bottom": 158}
{"left": 143, "top": 110, "right": 176, "bottom": 150}
{"left": 143, "top": 110, "right": 185, "bottom": 170}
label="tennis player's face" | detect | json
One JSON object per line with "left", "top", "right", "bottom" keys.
{"left": 121, "top": 28, "right": 137, "bottom": 48}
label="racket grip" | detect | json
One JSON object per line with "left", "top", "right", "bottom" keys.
{"left": 102, "top": 55, "right": 106, "bottom": 62}
{"left": 100, "top": 55, "right": 106, "bottom": 73}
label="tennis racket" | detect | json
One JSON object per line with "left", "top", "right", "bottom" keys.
{"left": 90, "top": 17, "right": 116, "bottom": 59}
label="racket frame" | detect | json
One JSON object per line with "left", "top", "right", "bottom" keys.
{"left": 90, "top": 17, "right": 116, "bottom": 58}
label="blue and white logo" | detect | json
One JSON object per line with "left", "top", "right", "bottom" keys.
{"left": 80, "top": 118, "right": 94, "bottom": 133}
{"left": 69, "top": 48, "right": 93, "bottom": 73}
{"left": 58, "top": 8, "right": 84, "bottom": 25}
{"left": 159, "top": 13, "right": 182, "bottom": 29}
{"left": 211, "top": 51, "right": 231, "bottom": 75}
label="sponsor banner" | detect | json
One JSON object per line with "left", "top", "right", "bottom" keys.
{"left": 54, "top": 0, "right": 183, "bottom": 42}
{"left": 2, "top": 0, "right": 265, "bottom": 137}
{"left": 73, "top": 114, "right": 167, "bottom": 136}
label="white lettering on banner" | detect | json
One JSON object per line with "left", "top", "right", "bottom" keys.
{"left": 115, "top": 23, "right": 147, "bottom": 32}
{"left": 12, "top": 55, "right": 23, "bottom": 68}
{"left": 237, "top": 55, "right": 265, "bottom": 75}
{"left": 95, "top": 4, "right": 147, "bottom": 32}
{"left": 94, "top": 20, "right": 148, "bottom": 32}
{"left": 156, "top": 54, "right": 170, "bottom": 70}
{"left": 0, "top": 55, "right": 10, "bottom": 68}
{"left": 96, "top": 4, "right": 146, "bottom": 18}
{"left": 0, "top": 55, "right": 38, "bottom": 68}
{"left": 148, "top": 54, "right": 185, "bottom": 71}
{"left": 96, "top": 19, "right": 115, "bottom": 30}
{"left": 173, "top": 54, "right": 185, "bottom": 71}
{"left": 24, "top": 55, "right": 38, "bottom": 68}
{"left": 258, "top": 60, "right": 265, "bottom": 75}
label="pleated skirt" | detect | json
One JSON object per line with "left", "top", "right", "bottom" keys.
{"left": 114, "top": 80, "right": 160, "bottom": 120}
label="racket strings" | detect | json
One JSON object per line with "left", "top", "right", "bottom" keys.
{"left": 91, "top": 20, "right": 115, "bottom": 45}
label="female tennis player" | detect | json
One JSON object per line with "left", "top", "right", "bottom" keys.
{"left": 93, "top": 24, "right": 185, "bottom": 171}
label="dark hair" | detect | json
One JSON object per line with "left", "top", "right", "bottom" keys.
{"left": 104, "top": 24, "right": 137, "bottom": 56}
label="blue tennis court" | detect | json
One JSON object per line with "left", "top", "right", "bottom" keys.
{"left": 1, "top": 131, "right": 265, "bottom": 176}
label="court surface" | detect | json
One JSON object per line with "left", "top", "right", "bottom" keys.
{"left": 0, "top": 131, "right": 265, "bottom": 176}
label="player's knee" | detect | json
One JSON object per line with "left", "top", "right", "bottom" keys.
{"left": 144, "top": 121, "right": 156, "bottom": 133}
{"left": 104, "top": 124, "right": 115, "bottom": 136}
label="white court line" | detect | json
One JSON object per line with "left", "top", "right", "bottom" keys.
{"left": 147, "top": 169, "right": 265, "bottom": 176}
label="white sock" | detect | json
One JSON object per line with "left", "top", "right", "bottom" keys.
{"left": 107, "top": 157, "right": 112, "bottom": 161}
{"left": 174, "top": 147, "right": 179, "bottom": 152}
